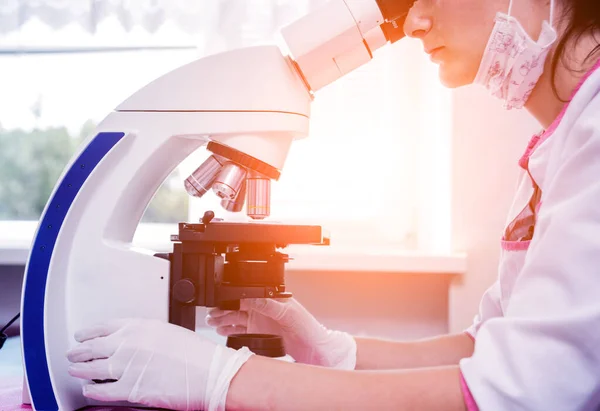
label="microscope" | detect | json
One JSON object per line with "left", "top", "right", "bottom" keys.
{"left": 20, "top": 1, "right": 414, "bottom": 409}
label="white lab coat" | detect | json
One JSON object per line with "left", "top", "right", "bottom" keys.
{"left": 460, "top": 61, "right": 600, "bottom": 411}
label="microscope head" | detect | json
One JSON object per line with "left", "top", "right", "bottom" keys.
{"left": 183, "top": 0, "right": 416, "bottom": 220}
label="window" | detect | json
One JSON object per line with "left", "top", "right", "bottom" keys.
{"left": 0, "top": 0, "right": 451, "bottom": 253}
{"left": 0, "top": 13, "right": 200, "bottom": 223}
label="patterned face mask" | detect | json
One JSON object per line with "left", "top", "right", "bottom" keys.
{"left": 474, "top": 0, "right": 557, "bottom": 110}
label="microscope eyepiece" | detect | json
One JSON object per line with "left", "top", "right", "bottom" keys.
{"left": 375, "top": 0, "right": 415, "bottom": 43}
{"left": 375, "top": 0, "right": 416, "bottom": 22}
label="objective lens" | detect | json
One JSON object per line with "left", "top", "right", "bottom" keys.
{"left": 184, "top": 155, "right": 224, "bottom": 198}
{"left": 246, "top": 171, "right": 271, "bottom": 220}
{"left": 212, "top": 163, "right": 247, "bottom": 200}
{"left": 221, "top": 179, "right": 247, "bottom": 212}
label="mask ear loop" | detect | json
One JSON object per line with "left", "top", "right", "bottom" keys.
{"left": 507, "top": 0, "right": 514, "bottom": 17}
{"left": 549, "top": 0, "right": 555, "bottom": 26}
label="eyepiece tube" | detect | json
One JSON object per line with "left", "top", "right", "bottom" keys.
{"left": 184, "top": 155, "right": 224, "bottom": 198}
{"left": 212, "top": 163, "right": 247, "bottom": 200}
{"left": 246, "top": 171, "right": 271, "bottom": 220}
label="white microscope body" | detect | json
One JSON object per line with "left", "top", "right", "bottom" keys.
{"left": 20, "top": 1, "right": 414, "bottom": 409}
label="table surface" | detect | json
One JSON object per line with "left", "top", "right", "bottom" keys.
{"left": 0, "top": 337, "right": 30, "bottom": 410}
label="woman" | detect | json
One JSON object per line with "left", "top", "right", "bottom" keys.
{"left": 66, "top": 0, "right": 600, "bottom": 409}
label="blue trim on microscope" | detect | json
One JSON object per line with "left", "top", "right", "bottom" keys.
{"left": 22, "top": 132, "right": 125, "bottom": 410}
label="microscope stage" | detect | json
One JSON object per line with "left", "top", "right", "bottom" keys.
{"left": 172, "top": 220, "right": 330, "bottom": 247}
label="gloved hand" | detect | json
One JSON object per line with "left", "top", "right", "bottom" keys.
{"left": 206, "top": 298, "right": 356, "bottom": 369}
{"left": 66, "top": 318, "right": 253, "bottom": 411}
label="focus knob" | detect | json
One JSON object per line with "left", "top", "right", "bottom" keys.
{"left": 173, "top": 279, "right": 196, "bottom": 304}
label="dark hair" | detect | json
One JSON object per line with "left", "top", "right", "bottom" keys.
{"left": 551, "top": 0, "right": 600, "bottom": 100}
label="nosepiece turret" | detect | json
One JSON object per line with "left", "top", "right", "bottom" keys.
{"left": 184, "top": 142, "right": 275, "bottom": 220}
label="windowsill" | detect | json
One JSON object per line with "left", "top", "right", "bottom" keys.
{"left": 0, "top": 221, "right": 466, "bottom": 274}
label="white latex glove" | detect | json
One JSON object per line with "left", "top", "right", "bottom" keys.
{"left": 66, "top": 318, "right": 253, "bottom": 411}
{"left": 206, "top": 298, "right": 356, "bottom": 370}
